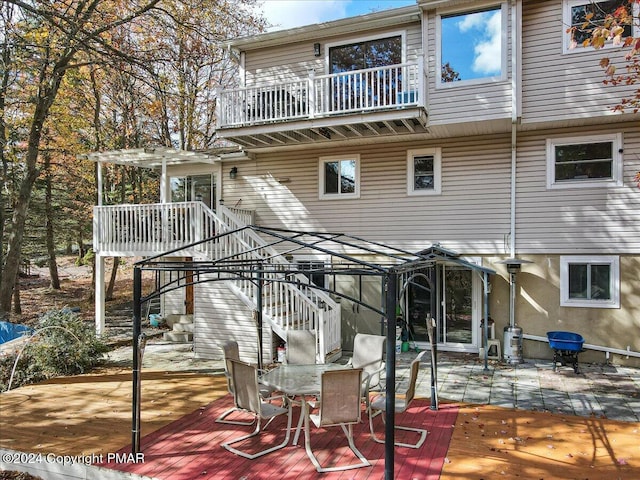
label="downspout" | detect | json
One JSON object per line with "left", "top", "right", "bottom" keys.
{"left": 509, "top": 0, "right": 521, "bottom": 258}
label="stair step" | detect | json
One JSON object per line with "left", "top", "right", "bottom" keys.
{"left": 173, "top": 323, "right": 194, "bottom": 333}
{"left": 165, "top": 314, "right": 193, "bottom": 328}
{"left": 163, "top": 331, "right": 193, "bottom": 343}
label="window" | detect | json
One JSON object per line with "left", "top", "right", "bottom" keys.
{"left": 170, "top": 174, "right": 216, "bottom": 209}
{"left": 296, "top": 260, "right": 328, "bottom": 289}
{"left": 329, "top": 35, "right": 402, "bottom": 73}
{"left": 407, "top": 148, "right": 442, "bottom": 195}
{"left": 319, "top": 155, "right": 360, "bottom": 199}
{"left": 437, "top": 4, "right": 506, "bottom": 86}
{"left": 560, "top": 256, "right": 620, "bottom": 308}
{"left": 564, "top": 0, "right": 638, "bottom": 53}
{"left": 546, "top": 133, "right": 623, "bottom": 189}
{"left": 327, "top": 33, "right": 405, "bottom": 111}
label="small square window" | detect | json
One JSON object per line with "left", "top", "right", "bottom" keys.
{"left": 546, "top": 133, "right": 623, "bottom": 189}
{"left": 563, "top": 0, "right": 639, "bottom": 53}
{"left": 407, "top": 148, "right": 442, "bottom": 195}
{"left": 319, "top": 155, "right": 360, "bottom": 199}
{"left": 560, "top": 256, "right": 620, "bottom": 308}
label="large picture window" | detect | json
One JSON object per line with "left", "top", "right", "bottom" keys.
{"left": 546, "top": 133, "right": 623, "bottom": 189}
{"left": 327, "top": 33, "right": 405, "bottom": 111}
{"left": 563, "top": 0, "right": 638, "bottom": 53}
{"left": 407, "top": 148, "right": 442, "bottom": 195}
{"left": 319, "top": 155, "right": 360, "bottom": 199}
{"left": 329, "top": 35, "right": 402, "bottom": 73}
{"left": 560, "top": 256, "right": 620, "bottom": 308}
{"left": 437, "top": 4, "right": 506, "bottom": 86}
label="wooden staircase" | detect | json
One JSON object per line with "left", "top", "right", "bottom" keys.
{"left": 109, "top": 202, "right": 341, "bottom": 361}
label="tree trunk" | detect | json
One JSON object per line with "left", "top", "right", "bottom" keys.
{"left": 0, "top": 58, "right": 67, "bottom": 315}
{"left": 12, "top": 277, "right": 21, "bottom": 315}
{"left": 106, "top": 256, "right": 120, "bottom": 301}
{"left": 44, "top": 151, "right": 60, "bottom": 290}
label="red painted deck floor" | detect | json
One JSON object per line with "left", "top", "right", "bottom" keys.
{"left": 101, "top": 395, "right": 459, "bottom": 480}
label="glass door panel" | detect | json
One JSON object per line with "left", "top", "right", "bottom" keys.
{"left": 442, "top": 266, "right": 474, "bottom": 346}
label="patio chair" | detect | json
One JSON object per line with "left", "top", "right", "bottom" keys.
{"left": 348, "top": 333, "right": 386, "bottom": 393}
{"left": 286, "top": 330, "right": 317, "bottom": 365}
{"left": 221, "top": 359, "right": 293, "bottom": 459}
{"left": 367, "top": 351, "right": 427, "bottom": 449}
{"left": 302, "top": 368, "right": 371, "bottom": 472}
{"left": 216, "top": 340, "right": 272, "bottom": 425}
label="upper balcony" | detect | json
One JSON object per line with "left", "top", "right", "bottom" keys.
{"left": 215, "top": 60, "right": 428, "bottom": 149}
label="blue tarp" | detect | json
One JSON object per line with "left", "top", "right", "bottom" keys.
{"left": 0, "top": 321, "right": 33, "bottom": 344}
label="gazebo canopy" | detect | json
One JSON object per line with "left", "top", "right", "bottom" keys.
{"left": 130, "top": 226, "right": 495, "bottom": 479}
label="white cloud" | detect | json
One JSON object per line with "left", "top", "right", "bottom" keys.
{"left": 259, "top": 0, "right": 348, "bottom": 31}
{"left": 472, "top": 11, "right": 502, "bottom": 75}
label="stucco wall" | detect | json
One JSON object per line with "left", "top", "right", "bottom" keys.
{"left": 489, "top": 255, "right": 640, "bottom": 367}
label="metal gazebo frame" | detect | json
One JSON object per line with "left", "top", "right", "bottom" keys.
{"left": 129, "top": 226, "right": 494, "bottom": 480}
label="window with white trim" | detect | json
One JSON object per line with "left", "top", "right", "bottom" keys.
{"left": 407, "top": 148, "right": 442, "bottom": 195}
{"left": 436, "top": 3, "right": 507, "bottom": 86}
{"left": 319, "top": 155, "right": 360, "bottom": 199}
{"left": 560, "top": 256, "right": 620, "bottom": 308}
{"left": 563, "top": 0, "right": 639, "bottom": 53}
{"left": 546, "top": 133, "right": 623, "bottom": 189}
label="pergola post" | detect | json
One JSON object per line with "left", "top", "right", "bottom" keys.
{"left": 132, "top": 267, "right": 143, "bottom": 454}
{"left": 384, "top": 272, "right": 397, "bottom": 480}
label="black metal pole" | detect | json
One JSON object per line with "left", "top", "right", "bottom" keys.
{"left": 430, "top": 266, "right": 438, "bottom": 410}
{"left": 256, "top": 263, "right": 263, "bottom": 370}
{"left": 483, "top": 272, "right": 490, "bottom": 372}
{"left": 132, "top": 267, "right": 142, "bottom": 453}
{"left": 384, "top": 273, "right": 397, "bottom": 480}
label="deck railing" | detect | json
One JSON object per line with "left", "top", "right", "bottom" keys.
{"left": 93, "top": 202, "right": 341, "bottom": 360}
{"left": 217, "top": 60, "right": 423, "bottom": 127}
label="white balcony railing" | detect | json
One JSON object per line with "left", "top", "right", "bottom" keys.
{"left": 217, "top": 60, "right": 423, "bottom": 128}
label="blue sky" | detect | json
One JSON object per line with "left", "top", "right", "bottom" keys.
{"left": 259, "top": 0, "right": 415, "bottom": 31}
{"left": 258, "top": 0, "right": 502, "bottom": 82}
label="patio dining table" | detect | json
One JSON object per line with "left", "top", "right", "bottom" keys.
{"left": 259, "top": 363, "right": 346, "bottom": 445}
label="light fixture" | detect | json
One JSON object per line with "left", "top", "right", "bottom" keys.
{"left": 229, "top": 166, "right": 238, "bottom": 179}
{"left": 497, "top": 258, "right": 533, "bottom": 274}
{"left": 313, "top": 43, "right": 321, "bottom": 57}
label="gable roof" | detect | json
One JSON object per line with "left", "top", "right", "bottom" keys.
{"left": 224, "top": 5, "right": 421, "bottom": 51}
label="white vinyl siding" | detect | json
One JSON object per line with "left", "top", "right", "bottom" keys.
{"left": 222, "top": 135, "right": 513, "bottom": 254}
{"left": 521, "top": 0, "right": 638, "bottom": 124}
{"left": 193, "top": 277, "right": 270, "bottom": 362}
{"left": 243, "top": 24, "right": 422, "bottom": 88}
{"left": 516, "top": 125, "right": 640, "bottom": 253}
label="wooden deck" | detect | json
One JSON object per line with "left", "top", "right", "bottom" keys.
{"left": 100, "top": 394, "right": 457, "bottom": 479}
{"left": 0, "top": 367, "right": 226, "bottom": 456}
{"left": 1, "top": 367, "right": 638, "bottom": 479}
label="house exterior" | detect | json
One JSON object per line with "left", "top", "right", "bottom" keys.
{"left": 90, "top": 0, "right": 640, "bottom": 367}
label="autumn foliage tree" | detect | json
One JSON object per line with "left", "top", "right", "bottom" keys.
{"left": 569, "top": 0, "right": 640, "bottom": 113}
{"left": 0, "top": 0, "right": 266, "bottom": 318}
